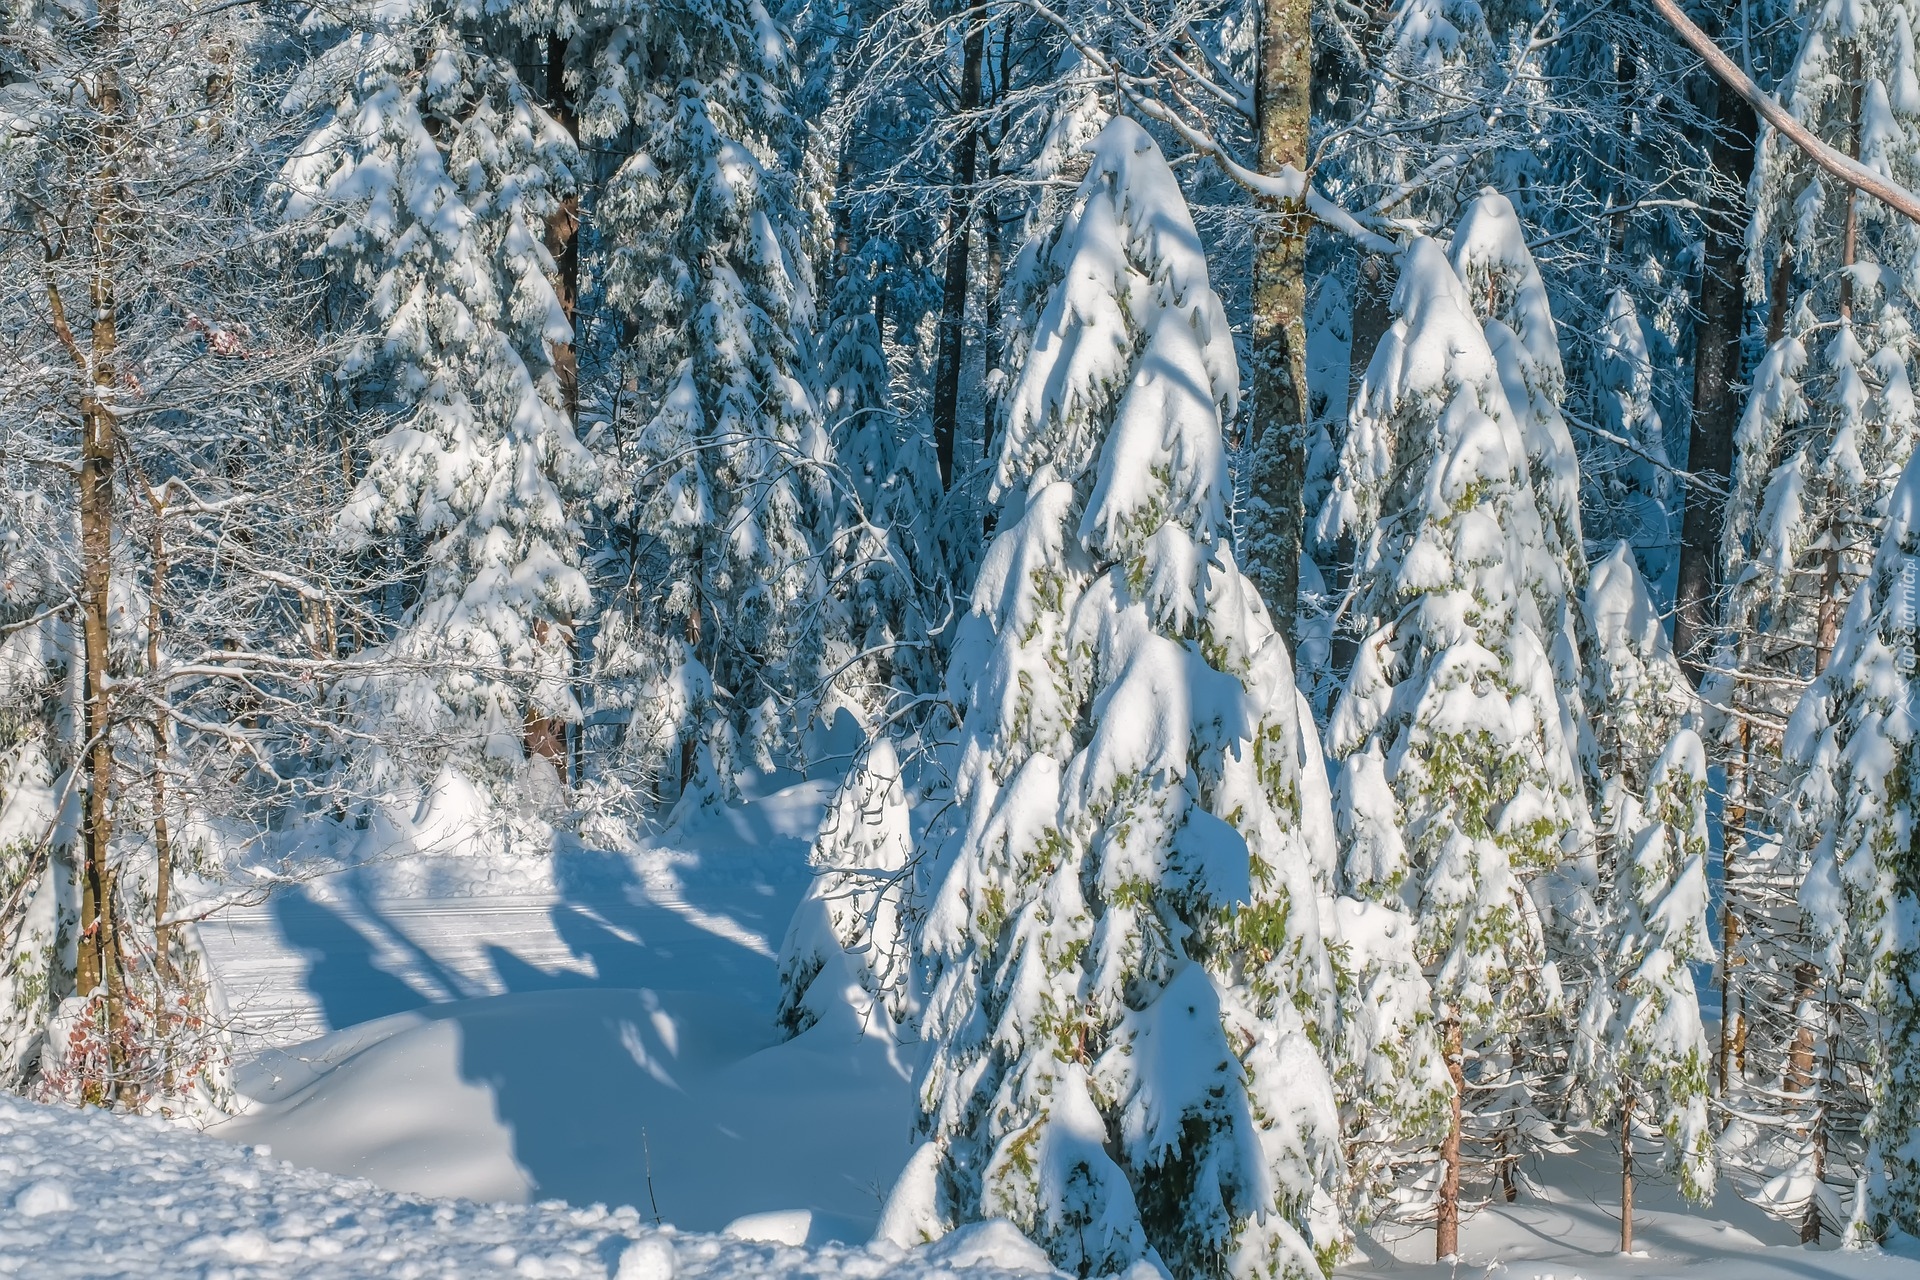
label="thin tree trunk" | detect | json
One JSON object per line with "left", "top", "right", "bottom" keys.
{"left": 543, "top": 36, "right": 580, "bottom": 422}
{"left": 679, "top": 605, "right": 703, "bottom": 795}
{"left": 1245, "top": 0, "right": 1312, "bottom": 644}
{"left": 931, "top": 13, "right": 984, "bottom": 490}
{"left": 1674, "top": 58, "right": 1758, "bottom": 684}
{"left": 1718, "top": 721, "right": 1747, "bottom": 1096}
{"left": 1438, "top": 1017, "right": 1464, "bottom": 1261}
{"left": 1621, "top": 1090, "right": 1635, "bottom": 1253}
{"left": 70, "top": 0, "right": 131, "bottom": 1104}
{"left": 1786, "top": 959, "right": 1820, "bottom": 1093}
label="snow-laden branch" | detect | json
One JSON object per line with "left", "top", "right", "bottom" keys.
{"left": 1649, "top": 0, "right": 1920, "bottom": 224}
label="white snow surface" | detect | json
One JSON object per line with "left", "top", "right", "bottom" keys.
{"left": 0, "top": 1090, "right": 1064, "bottom": 1279}
{"left": 198, "top": 781, "right": 921, "bottom": 1239}
{"left": 15, "top": 781, "right": 1920, "bottom": 1279}
{"left": 1338, "top": 1135, "right": 1920, "bottom": 1279}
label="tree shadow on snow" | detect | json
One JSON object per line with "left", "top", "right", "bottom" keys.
{"left": 444, "top": 846, "right": 797, "bottom": 1224}
{"left": 270, "top": 889, "right": 432, "bottom": 1030}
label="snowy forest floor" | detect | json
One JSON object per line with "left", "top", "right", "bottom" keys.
{"left": 22, "top": 780, "right": 1915, "bottom": 1279}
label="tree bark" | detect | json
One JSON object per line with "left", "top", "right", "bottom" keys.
{"left": 74, "top": 0, "right": 131, "bottom": 1105}
{"left": 1621, "top": 1090, "right": 1635, "bottom": 1253}
{"left": 980, "top": 201, "right": 1005, "bottom": 466}
{"left": 1673, "top": 30, "right": 1758, "bottom": 684}
{"left": 1244, "top": 0, "right": 1313, "bottom": 646}
{"left": 1437, "top": 1017, "right": 1464, "bottom": 1261}
{"left": 931, "top": 13, "right": 985, "bottom": 490}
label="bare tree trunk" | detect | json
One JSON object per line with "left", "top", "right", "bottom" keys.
{"left": 1621, "top": 1090, "right": 1636, "bottom": 1253}
{"left": 68, "top": 0, "right": 131, "bottom": 1104}
{"left": 1786, "top": 960, "right": 1820, "bottom": 1093}
{"left": 1244, "top": 0, "right": 1312, "bottom": 645}
{"left": 1438, "top": 1017, "right": 1464, "bottom": 1260}
{"left": 931, "top": 13, "right": 984, "bottom": 490}
{"left": 1673, "top": 46, "right": 1757, "bottom": 684}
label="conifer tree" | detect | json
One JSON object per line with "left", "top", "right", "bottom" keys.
{"left": 1720, "top": 0, "right": 1920, "bottom": 839}
{"left": 904, "top": 118, "right": 1345, "bottom": 1280}
{"left": 1590, "top": 293, "right": 1677, "bottom": 592}
{"left": 0, "top": 525, "right": 76, "bottom": 1087}
{"left": 282, "top": 11, "right": 593, "bottom": 801}
{"left": 1324, "top": 233, "right": 1585, "bottom": 1260}
{"left": 1765, "top": 448, "right": 1920, "bottom": 1243}
{"left": 589, "top": 0, "right": 829, "bottom": 800}
{"left": 1584, "top": 730, "right": 1717, "bottom": 1250}
{"left": 1583, "top": 544, "right": 1695, "bottom": 800}
{"left": 1716, "top": 0, "right": 1920, "bottom": 1217}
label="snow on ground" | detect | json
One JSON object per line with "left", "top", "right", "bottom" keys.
{"left": 0, "top": 1090, "right": 1063, "bottom": 1279}
{"left": 199, "top": 781, "right": 921, "bottom": 1241}
{"left": 1341, "top": 1135, "right": 1920, "bottom": 1279}
{"left": 172, "top": 780, "right": 1920, "bottom": 1280}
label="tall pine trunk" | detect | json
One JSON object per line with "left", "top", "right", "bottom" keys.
{"left": 1244, "top": 0, "right": 1312, "bottom": 646}
{"left": 931, "top": 13, "right": 984, "bottom": 490}
{"left": 1673, "top": 51, "right": 1757, "bottom": 683}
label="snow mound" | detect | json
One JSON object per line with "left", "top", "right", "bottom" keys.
{"left": 0, "top": 1094, "right": 1060, "bottom": 1279}
{"left": 210, "top": 986, "right": 916, "bottom": 1234}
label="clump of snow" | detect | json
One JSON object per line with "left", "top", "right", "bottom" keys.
{"left": 11, "top": 1177, "right": 72, "bottom": 1217}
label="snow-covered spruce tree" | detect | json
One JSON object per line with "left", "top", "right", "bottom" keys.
{"left": 901, "top": 118, "right": 1344, "bottom": 1279}
{"left": 1582, "top": 729, "right": 1716, "bottom": 1250}
{"left": 1721, "top": 0, "right": 1920, "bottom": 852}
{"left": 1760, "top": 447, "right": 1920, "bottom": 1243}
{"left": 811, "top": 195, "right": 944, "bottom": 726}
{"left": 1560, "top": 543, "right": 1690, "bottom": 1130}
{"left": 1324, "top": 234, "right": 1586, "bottom": 1259}
{"left": 1717, "top": 0, "right": 1920, "bottom": 1206}
{"left": 1448, "top": 192, "right": 1585, "bottom": 610}
{"left": 282, "top": 10, "right": 593, "bottom": 812}
{"left": 1317, "top": 847, "right": 1452, "bottom": 1229}
{"left": 588, "top": 0, "right": 829, "bottom": 804}
{"left": 776, "top": 737, "right": 916, "bottom": 1035}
